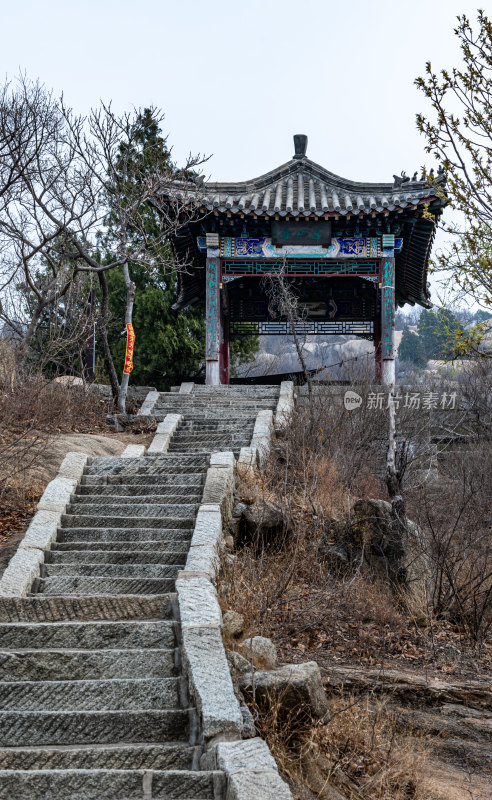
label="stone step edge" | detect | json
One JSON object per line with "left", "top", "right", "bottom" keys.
{"left": 176, "top": 448, "right": 293, "bottom": 799}
{"left": 0, "top": 594, "right": 175, "bottom": 622}
{"left": 0, "top": 442, "right": 150, "bottom": 598}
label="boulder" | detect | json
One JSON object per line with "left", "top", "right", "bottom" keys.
{"left": 240, "top": 661, "right": 329, "bottom": 721}
{"left": 341, "top": 498, "right": 432, "bottom": 597}
{"left": 227, "top": 650, "right": 253, "bottom": 677}
{"left": 223, "top": 610, "right": 245, "bottom": 640}
{"left": 238, "top": 636, "right": 277, "bottom": 670}
{"left": 240, "top": 499, "right": 287, "bottom": 546}
{"left": 232, "top": 502, "right": 247, "bottom": 519}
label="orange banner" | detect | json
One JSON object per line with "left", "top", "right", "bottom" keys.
{"left": 123, "top": 323, "right": 135, "bottom": 374}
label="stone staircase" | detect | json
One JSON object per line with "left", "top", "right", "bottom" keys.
{"left": 0, "top": 385, "right": 280, "bottom": 799}
{"left": 156, "top": 386, "right": 279, "bottom": 458}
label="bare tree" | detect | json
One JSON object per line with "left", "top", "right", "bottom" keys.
{"left": 263, "top": 264, "right": 314, "bottom": 398}
{"left": 0, "top": 76, "right": 208, "bottom": 411}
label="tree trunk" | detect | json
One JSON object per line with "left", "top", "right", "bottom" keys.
{"left": 386, "top": 384, "right": 405, "bottom": 525}
{"left": 289, "top": 317, "right": 313, "bottom": 399}
{"left": 116, "top": 259, "right": 135, "bottom": 414}
{"left": 97, "top": 270, "right": 120, "bottom": 404}
{"left": 16, "top": 302, "right": 44, "bottom": 364}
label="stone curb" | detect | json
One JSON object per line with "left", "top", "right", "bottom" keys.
{"left": 178, "top": 500, "right": 243, "bottom": 742}
{"left": 274, "top": 381, "right": 295, "bottom": 433}
{"left": 202, "top": 452, "right": 235, "bottom": 524}
{"left": 238, "top": 410, "right": 274, "bottom": 474}
{"left": 137, "top": 389, "right": 160, "bottom": 415}
{"left": 176, "top": 449, "right": 293, "bottom": 798}
{"left": 121, "top": 444, "right": 146, "bottom": 458}
{"left": 202, "top": 738, "right": 293, "bottom": 799}
{"left": 147, "top": 414, "right": 183, "bottom": 454}
{"left": 0, "top": 451, "right": 88, "bottom": 597}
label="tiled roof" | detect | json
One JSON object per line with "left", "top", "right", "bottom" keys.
{"left": 164, "top": 140, "right": 445, "bottom": 219}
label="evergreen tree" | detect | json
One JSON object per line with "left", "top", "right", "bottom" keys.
{"left": 418, "top": 308, "right": 463, "bottom": 360}
{"left": 99, "top": 109, "right": 257, "bottom": 389}
{"left": 398, "top": 327, "right": 427, "bottom": 367}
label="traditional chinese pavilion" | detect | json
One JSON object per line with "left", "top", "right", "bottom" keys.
{"left": 161, "top": 135, "right": 446, "bottom": 385}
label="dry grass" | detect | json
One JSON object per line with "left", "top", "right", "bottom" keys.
{"left": 0, "top": 371, "right": 112, "bottom": 545}
{"left": 247, "top": 684, "right": 434, "bottom": 800}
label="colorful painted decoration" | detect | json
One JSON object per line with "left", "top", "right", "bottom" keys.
{"left": 197, "top": 236, "right": 402, "bottom": 258}
{"left": 205, "top": 258, "right": 220, "bottom": 359}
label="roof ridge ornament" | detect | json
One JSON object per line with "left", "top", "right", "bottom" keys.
{"left": 293, "top": 134, "right": 308, "bottom": 159}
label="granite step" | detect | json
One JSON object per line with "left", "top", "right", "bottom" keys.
{"left": 170, "top": 434, "right": 251, "bottom": 444}
{"left": 86, "top": 455, "right": 209, "bottom": 470}
{"left": 0, "top": 595, "right": 174, "bottom": 623}
{"left": 50, "top": 540, "right": 189, "bottom": 552}
{"left": 84, "top": 465, "right": 208, "bottom": 477}
{"left": 0, "top": 648, "right": 175, "bottom": 681}
{"left": 0, "top": 620, "right": 176, "bottom": 650}
{"left": 71, "top": 493, "right": 202, "bottom": 505}
{"left": 0, "top": 768, "right": 223, "bottom": 799}
{"left": 56, "top": 528, "right": 193, "bottom": 542}
{"left": 44, "top": 563, "right": 183, "bottom": 580}
{"left": 65, "top": 503, "right": 198, "bottom": 517}
{"left": 46, "top": 549, "right": 188, "bottom": 564}
{"left": 61, "top": 515, "right": 194, "bottom": 529}
{"left": 154, "top": 399, "right": 274, "bottom": 406}
{"left": 36, "top": 576, "right": 176, "bottom": 596}
{"left": 167, "top": 443, "right": 249, "bottom": 453}
{"left": 81, "top": 474, "right": 205, "bottom": 487}
{"left": 0, "top": 677, "right": 182, "bottom": 711}
{"left": 0, "top": 709, "right": 190, "bottom": 747}
{"left": 0, "top": 741, "right": 198, "bottom": 771}
{"left": 75, "top": 484, "right": 202, "bottom": 497}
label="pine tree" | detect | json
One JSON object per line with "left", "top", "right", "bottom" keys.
{"left": 418, "top": 308, "right": 463, "bottom": 360}
{"left": 99, "top": 109, "right": 257, "bottom": 389}
{"left": 398, "top": 327, "right": 427, "bottom": 367}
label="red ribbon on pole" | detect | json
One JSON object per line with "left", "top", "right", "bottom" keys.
{"left": 123, "top": 324, "right": 135, "bottom": 374}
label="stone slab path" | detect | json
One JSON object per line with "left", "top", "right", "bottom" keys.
{"left": 0, "top": 386, "right": 279, "bottom": 800}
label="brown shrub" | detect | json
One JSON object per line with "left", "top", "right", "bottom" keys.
{"left": 248, "top": 687, "right": 433, "bottom": 800}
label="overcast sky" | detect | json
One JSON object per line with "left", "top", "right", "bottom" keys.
{"left": 2, "top": 0, "right": 482, "bottom": 304}
{"left": 2, "top": 0, "right": 481, "bottom": 181}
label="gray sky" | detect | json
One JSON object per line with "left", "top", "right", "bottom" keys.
{"left": 2, "top": 0, "right": 481, "bottom": 182}
{"left": 2, "top": 0, "right": 482, "bottom": 306}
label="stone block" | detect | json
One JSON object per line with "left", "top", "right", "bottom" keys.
{"left": 58, "top": 451, "right": 88, "bottom": 480}
{"left": 240, "top": 661, "right": 329, "bottom": 721}
{"left": 210, "top": 451, "right": 235, "bottom": 468}
{"left": 121, "top": 444, "right": 146, "bottom": 458}
{"left": 226, "top": 769, "right": 293, "bottom": 799}
{"left": 275, "top": 381, "right": 294, "bottom": 432}
{"left": 237, "top": 447, "right": 256, "bottom": 477}
{"left": 0, "top": 548, "right": 44, "bottom": 597}
{"left": 179, "top": 382, "right": 194, "bottom": 394}
{"left": 137, "top": 389, "right": 160, "bottom": 415}
{"left": 214, "top": 737, "right": 279, "bottom": 773}
{"left": 181, "top": 626, "right": 243, "bottom": 741}
{"left": 18, "top": 510, "right": 60, "bottom": 552}
{"left": 37, "top": 476, "right": 77, "bottom": 513}
{"left": 202, "top": 466, "right": 234, "bottom": 523}
{"left": 147, "top": 414, "right": 182, "bottom": 453}
{"left": 222, "top": 610, "right": 244, "bottom": 640}
{"left": 177, "top": 575, "right": 223, "bottom": 630}
{"left": 190, "top": 506, "right": 222, "bottom": 548}
{"left": 185, "top": 545, "right": 219, "bottom": 579}
{"left": 239, "top": 636, "right": 277, "bottom": 670}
